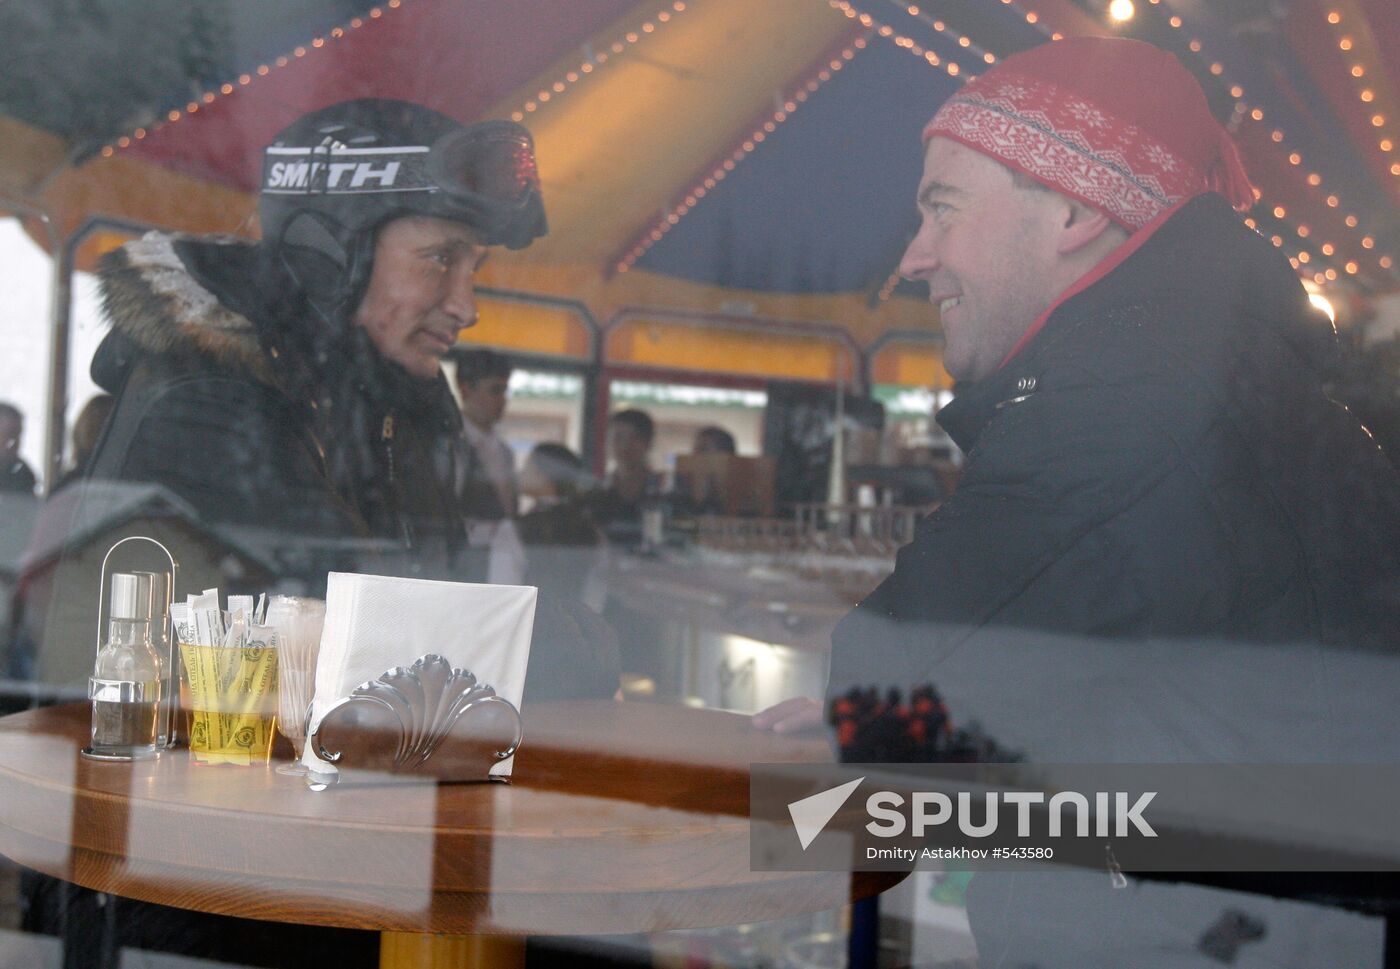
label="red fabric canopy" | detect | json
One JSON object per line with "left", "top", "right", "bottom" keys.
{"left": 126, "top": 0, "right": 637, "bottom": 192}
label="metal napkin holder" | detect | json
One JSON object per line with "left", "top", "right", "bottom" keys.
{"left": 305, "top": 654, "right": 522, "bottom": 789}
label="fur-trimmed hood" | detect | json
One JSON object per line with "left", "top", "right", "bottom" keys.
{"left": 94, "top": 232, "right": 276, "bottom": 390}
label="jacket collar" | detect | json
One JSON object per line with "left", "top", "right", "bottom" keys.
{"left": 938, "top": 197, "right": 1197, "bottom": 453}
{"left": 97, "top": 232, "right": 276, "bottom": 387}
{"left": 96, "top": 231, "right": 463, "bottom": 437}
{"left": 934, "top": 193, "right": 1327, "bottom": 454}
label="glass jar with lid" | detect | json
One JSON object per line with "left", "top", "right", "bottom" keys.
{"left": 83, "top": 572, "right": 163, "bottom": 760}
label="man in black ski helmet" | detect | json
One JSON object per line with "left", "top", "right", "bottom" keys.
{"left": 83, "top": 99, "right": 547, "bottom": 577}
{"left": 14, "top": 101, "right": 552, "bottom": 969}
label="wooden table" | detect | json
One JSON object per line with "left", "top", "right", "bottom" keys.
{"left": 0, "top": 701, "right": 895, "bottom": 968}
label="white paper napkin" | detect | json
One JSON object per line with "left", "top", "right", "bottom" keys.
{"left": 302, "top": 572, "right": 537, "bottom": 778}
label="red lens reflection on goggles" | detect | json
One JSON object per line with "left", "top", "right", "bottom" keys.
{"left": 436, "top": 129, "right": 540, "bottom": 204}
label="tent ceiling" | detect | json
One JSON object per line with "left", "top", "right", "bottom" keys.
{"left": 632, "top": 39, "right": 958, "bottom": 294}
{"left": 3, "top": 0, "right": 1399, "bottom": 353}
{"left": 503, "top": 0, "right": 855, "bottom": 267}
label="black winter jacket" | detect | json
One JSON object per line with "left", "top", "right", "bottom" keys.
{"left": 78, "top": 233, "right": 618, "bottom": 703}
{"left": 828, "top": 194, "right": 1400, "bottom": 763}
{"left": 86, "top": 232, "right": 471, "bottom": 581}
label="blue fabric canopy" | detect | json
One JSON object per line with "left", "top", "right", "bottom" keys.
{"left": 636, "top": 40, "right": 959, "bottom": 295}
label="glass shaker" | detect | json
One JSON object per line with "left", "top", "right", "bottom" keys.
{"left": 83, "top": 572, "right": 163, "bottom": 761}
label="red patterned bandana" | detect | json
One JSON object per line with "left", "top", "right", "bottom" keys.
{"left": 924, "top": 37, "right": 1254, "bottom": 230}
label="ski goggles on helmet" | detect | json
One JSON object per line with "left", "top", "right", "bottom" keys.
{"left": 262, "top": 120, "right": 546, "bottom": 249}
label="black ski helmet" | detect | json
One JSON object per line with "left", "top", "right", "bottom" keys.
{"left": 258, "top": 98, "right": 546, "bottom": 315}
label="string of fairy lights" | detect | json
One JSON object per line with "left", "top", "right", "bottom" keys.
{"left": 885, "top": 2, "right": 1002, "bottom": 66}
{"left": 94, "top": 0, "right": 692, "bottom": 276}
{"left": 824, "top": 1, "right": 1015, "bottom": 301}
{"left": 616, "top": 0, "right": 1394, "bottom": 291}
{"left": 96, "top": 0, "right": 693, "bottom": 159}
{"left": 615, "top": 0, "right": 1027, "bottom": 273}
{"left": 84, "top": 0, "right": 1394, "bottom": 292}
{"left": 99, "top": 0, "right": 410, "bottom": 158}
{"left": 1137, "top": 0, "right": 1397, "bottom": 285}
{"left": 916, "top": 0, "right": 1394, "bottom": 288}
{"left": 830, "top": 0, "right": 972, "bottom": 79}
{"left": 613, "top": 27, "right": 874, "bottom": 274}
{"left": 1324, "top": 8, "right": 1400, "bottom": 185}
{"left": 613, "top": 0, "right": 1055, "bottom": 271}
{"left": 869, "top": 0, "right": 1396, "bottom": 289}
{"left": 859, "top": 0, "right": 1366, "bottom": 299}
{"left": 982, "top": 0, "right": 1065, "bottom": 44}
{"left": 875, "top": 268, "right": 903, "bottom": 303}
{"left": 507, "top": 1, "right": 691, "bottom": 124}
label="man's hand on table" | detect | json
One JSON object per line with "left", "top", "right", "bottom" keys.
{"left": 752, "top": 697, "right": 824, "bottom": 734}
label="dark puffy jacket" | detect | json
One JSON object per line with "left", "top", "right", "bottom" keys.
{"left": 829, "top": 194, "right": 1400, "bottom": 761}
{"left": 81, "top": 233, "right": 618, "bottom": 692}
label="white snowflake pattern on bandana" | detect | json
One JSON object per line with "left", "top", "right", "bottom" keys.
{"left": 1065, "top": 98, "right": 1111, "bottom": 132}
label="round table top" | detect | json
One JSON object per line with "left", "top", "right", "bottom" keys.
{"left": 0, "top": 701, "right": 895, "bottom": 935}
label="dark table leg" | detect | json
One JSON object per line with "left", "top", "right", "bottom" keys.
{"left": 848, "top": 895, "right": 880, "bottom": 969}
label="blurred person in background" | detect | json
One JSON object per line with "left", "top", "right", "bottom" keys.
{"left": 520, "top": 442, "right": 599, "bottom": 535}
{"left": 591, "top": 407, "right": 662, "bottom": 544}
{"left": 455, "top": 347, "right": 518, "bottom": 523}
{"left": 673, "top": 424, "right": 738, "bottom": 516}
{"left": 589, "top": 408, "right": 670, "bottom": 694}
{"left": 691, "top": 424, "right": 736, "bottom": 455}
{"left": 518, "top": 442, "right": 606, "bottom": 607}
{"left": 515, "top": 442, "right": 619, "bottom": 702}
{"left": 50, "top": 394, "right": 115, "bottom": 493}
{"left": 0, "top": 402, "right": 36, "bottom": 495}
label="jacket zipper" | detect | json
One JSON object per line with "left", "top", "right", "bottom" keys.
{"left": 382, "top": 415, "right": 415, "bottom": 550}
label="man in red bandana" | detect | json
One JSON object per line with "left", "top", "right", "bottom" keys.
{"left": 906, "top": 35, "right": 1255, "bottom": 384}
{"left": 838, "top": 36, "right": 1400, "bottom": 671}
{"left": 760, "top": 35, "right": 1400, "bottom": 968}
